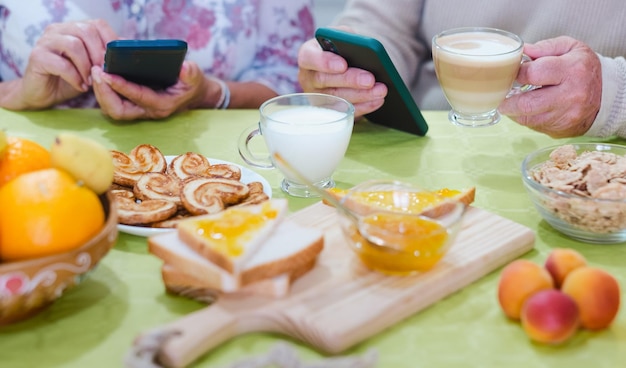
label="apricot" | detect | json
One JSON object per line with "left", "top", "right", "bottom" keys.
{"left": 498, "top": 259, "right": 554, "bottom": 320}
{"left": 544, "top": 248, "right": 587, "bottom": 288}
{"left": 521, "top": 289, "right": 580, "bottom": 344}
{"left": 561, "top": 267, "right": 621, "bottom": 330}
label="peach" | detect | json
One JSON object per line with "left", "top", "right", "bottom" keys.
{"left": 498, "top": 259, "right": 554, "bottom": 320}
{"left": 561, "top": 266, "right": 621, "bottom": 330}
{"left": 521, "top": 289, "right": 580, "bottom": 344}
{"left": 544, "top": 248, "right": 587, "bottom": 288}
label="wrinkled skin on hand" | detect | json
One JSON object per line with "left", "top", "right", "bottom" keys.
{"left": 499, "top": 36, "right": 602, "bottom": 138}
{"left": 91, "top": 61, "right": 211, "bottom": 121}
{"left": 16, "top": 19, "right": 117, "bottom": 110}
{"left": 297, "top": 27, "right": 387, "bottom": 118}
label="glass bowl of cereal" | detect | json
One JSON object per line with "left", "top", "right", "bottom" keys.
{"left": 521, "top": 143, "right": 626, "bottom": 244}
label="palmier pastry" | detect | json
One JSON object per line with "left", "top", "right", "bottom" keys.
{"left": 111, "top": 183, "right": 132, "bottom": 191}
{"left": 181, "top": 177, "right": 250, "bottom": 215}
{"left": 236, "top": 192, "right": 269, "bottom": 206}
{"left": 247, "top": 181, "right": 265, "bottom": 195}
{"left": 133, "top": 172, "right": 183, "bottom": 208}
{"left": 167, "top": 152, "right": 212, "bottom": 181}
{"left": 112, "top": 144, "right": 167, "bottom": 187}
{"left": 206, "top": 164, "right": 242, "bottom": 181}
{"left": 150, "top": 212, "right": 191, "bottom": 229}
{"left": 111, "top": 187, "right": 136, "bottom": 200}
{"left": 234, "top": 181, "right": 269, "bottom": 206}
{"left": 116, "top": 196, "right": 178, "bottom": 225}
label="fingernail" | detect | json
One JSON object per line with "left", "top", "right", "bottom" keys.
{"left": 92, "top": 68, "right": 102, "bottom": 84}
{"left": 330, "top": 59, "right": 345, "bottom": 71}
{"left": 100, "top": 72, "right": 112, "bottom": 84}
{"left": 357, "top": 72, "right": 375, "bottom": 87}
{"left": 372, "top": 83, "right": 387, "bottom": 97}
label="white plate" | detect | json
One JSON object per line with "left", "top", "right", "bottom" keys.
{"left": 117, "top": 156, "right": 272, "bottom": 237}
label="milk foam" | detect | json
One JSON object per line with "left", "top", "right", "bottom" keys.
{"left": 438, "top": 32, "right": 520, "bottom": 60}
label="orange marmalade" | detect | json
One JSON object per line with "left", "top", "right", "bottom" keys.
{"left": 330, "top": 188, "right": 461, "bottom": 214}
{"left": 349, "top": 212, "right": 450, "bottom": 275}
{"left": 192, "top": 202, "right": 279, "bottom": 258}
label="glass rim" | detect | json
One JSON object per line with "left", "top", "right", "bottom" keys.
{"left": 521, "top": 142, "right": 626, "bottom": 204}
{"left": 340, "top": 179, "right": 466, "bottom": 221}
{"left": 260, "top": 92, "right": 355, "bottom": 126}
{"left": 432, "top": 27, "right": 524, "bottom": 57}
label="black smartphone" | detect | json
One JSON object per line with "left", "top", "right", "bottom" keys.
{"left": 104, "top": 39, "right": 188, "bottom": 90}
{"left": 315, "top": 27, "right": 428, "bottom": 136}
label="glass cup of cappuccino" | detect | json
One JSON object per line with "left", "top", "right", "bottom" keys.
{"left": 433, "top": 27, "right": 534, "bottom": 127}
{"left": 238, "top": 93, "right": 355, "bottom": 198}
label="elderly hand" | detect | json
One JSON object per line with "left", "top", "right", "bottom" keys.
{"left": 11, "top": 19, "right": 117, "bottom": 110}
{"left": 498, "top": 36, "right": 602, "bottom": 138}
{"left": 297, "top": 29, "right": 388, "bottom": 118}
{"left": 91, "top": 61, "right": 217, "bottom": 120}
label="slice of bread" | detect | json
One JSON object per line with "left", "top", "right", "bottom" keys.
{"left": 160, "top": 257, "right": 317, "bottom": 301}
{"left": 148, "top": 218, "right": 324, "bottom": 293}
{"left": 324, "top": 186, "right": 476, "bottom": 218}
{"left": 176, "top": 199, "right": 289, "bottom": 274}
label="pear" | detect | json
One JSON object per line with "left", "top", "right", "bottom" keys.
{"left": 50, "top": 133, "right": 114, "bottom": 194}
{"left": 0, "top": 130, "right": 7, "bottom": 157}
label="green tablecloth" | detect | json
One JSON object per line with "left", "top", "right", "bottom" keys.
{"left": 0, "top": 108, "right": 625, "bottom": 367}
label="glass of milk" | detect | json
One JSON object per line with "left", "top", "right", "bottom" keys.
{"left": 238, "top": 93, "right": 355, "bottom": 197}
{"left": 432, "top": 27, "right": 538, "bottom": 127}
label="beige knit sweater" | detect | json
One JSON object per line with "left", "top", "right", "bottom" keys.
{"left": 334, "top": 0, "right": 626, "bottom": 138}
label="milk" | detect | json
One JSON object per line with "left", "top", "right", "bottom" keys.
{"left": 264, "top": 106, "right": 353, "bottom": 183}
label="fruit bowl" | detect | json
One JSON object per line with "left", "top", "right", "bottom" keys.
{"left": 0, "top": 192, "right": 118, "bottom": 325}
{"left": 521, "top": 143, "right": 626, "bottom": 244}
{"left": 336, "top": 180, "right": 466, "bottom": 275}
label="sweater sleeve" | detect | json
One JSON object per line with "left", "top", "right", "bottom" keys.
{"left": 333, "top": 0, "right": 427, "bottom": 87}
{"left": 584, "top": 55, "right": 626, "bottom": 138}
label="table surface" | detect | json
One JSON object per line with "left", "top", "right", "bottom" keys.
{"left": 0, "top": 108, "right": 624, "bottom": 368}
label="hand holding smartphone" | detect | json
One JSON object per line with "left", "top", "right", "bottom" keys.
{"left": 104, "top": 39, "right": 188, "bottom": 90}
{"left": 315, "top": 28, "right": 428, "bottom": 136}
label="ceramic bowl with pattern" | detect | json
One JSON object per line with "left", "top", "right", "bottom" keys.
{"left": 0, "top": 192, "right": 118, "bottom": 325}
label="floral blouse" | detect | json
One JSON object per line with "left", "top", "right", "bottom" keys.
{"left": 0, "top": 0, "right": 314, "bottom": 107}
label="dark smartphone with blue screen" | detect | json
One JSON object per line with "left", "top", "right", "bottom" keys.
{"left": 315, "top": 28, "right": 428, "bottom": 136}
{"left": 104, "top": 39, "right": 187, "bottom": 90}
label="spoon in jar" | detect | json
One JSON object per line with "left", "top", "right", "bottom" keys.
{"left": 272, "top": 152, "right": 391, "bottom": 247}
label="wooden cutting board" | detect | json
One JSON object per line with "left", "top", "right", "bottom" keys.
{"left": 130, "top": 202, "right": 535, "bottom": 368}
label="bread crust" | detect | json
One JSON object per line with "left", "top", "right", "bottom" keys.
{"left": 148, "top": 214, "right": 323, "bottom": 293}
{"left": 239, "top": 236, "right": 323, "bottom": 286}
{"left": 160, "top": 258, "right": 317, "bottom": 302}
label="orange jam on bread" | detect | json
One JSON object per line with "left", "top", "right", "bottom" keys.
{"left": 349, "top": 213, "right": 450, "bottom": 275}
{"left": 192, "top": 201, "right": 279, "bottom": 257}
{"left": 329, "top": 188, "right": 462, "bottom": 214}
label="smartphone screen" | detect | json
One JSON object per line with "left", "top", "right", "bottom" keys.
{"left": 104, "top": 39, "right": 188, "bottom": 90}
{"left": 315, "top": 28, "right": 428, "bottom": 136}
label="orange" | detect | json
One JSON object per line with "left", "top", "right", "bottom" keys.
{"left": 0, "top": 136, "right": 51, "bottom": 187}
{"left": 0, "top": 168, "right": 105, "bottom": 262}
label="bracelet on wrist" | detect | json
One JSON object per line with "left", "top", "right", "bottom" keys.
{"left": 210, "top": 78, "right": 230, "bottom": 109}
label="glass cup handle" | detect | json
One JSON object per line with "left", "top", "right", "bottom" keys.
{"left": 237, "top": 122, "right": 274, "bottom": 169}
{"left": 507, "top": 54, "right": 542, "bottom": 98}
